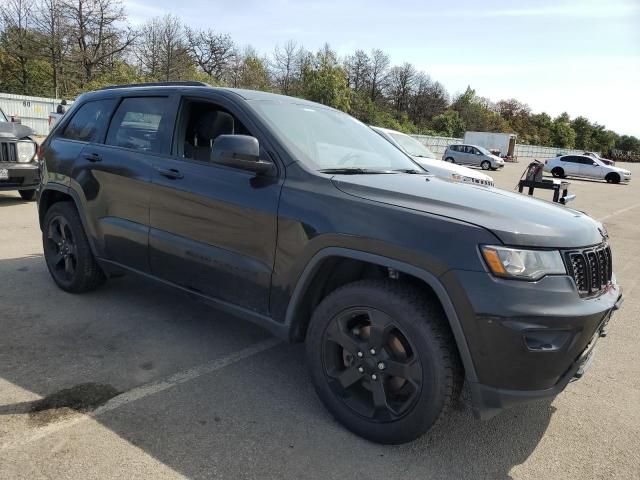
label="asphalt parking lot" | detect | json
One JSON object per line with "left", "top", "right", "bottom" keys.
{"left": 1, "top": 162, "right": 639, "bottom": 479}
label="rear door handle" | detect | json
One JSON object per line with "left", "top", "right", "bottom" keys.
{"left": 83, "top": 153, "right": 101, "bottom": 162}
{"left": 156, "top": 167, "right": 183, "bottom": 179}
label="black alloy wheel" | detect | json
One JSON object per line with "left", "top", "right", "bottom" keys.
{"left": 306, "top": 280, "right": 462, "bottom": 444}
{"left": 45, "top": 215, "right": 78, "bottom": 282}
{"left": 322, "top": 306, "right": 422, "bottom": 422}
{"left": 42, "top": 202, "right": 106, "bottom": 293}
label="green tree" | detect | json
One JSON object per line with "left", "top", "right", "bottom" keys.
{"left": 551, "top": 116, "right": 576, "bottom": 148}
{"left": 452, "top": 86, "right": 508, "bottom": 133}
{"left": 302, "top": 45, "right": 350, "bottom": 111}
{"left": 571, "top": 116, "right": 594, "bottom": 150}
{"left": 431, "top": 109, "right": 465, "bottom": 137}
{"left": 530, "top": 112, "right": 553, "bottom": 146}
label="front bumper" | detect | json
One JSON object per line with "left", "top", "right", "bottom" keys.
{"left": 0, "top": 162, "right": 39, "bottom": 191}
{"left": 441, "top": 269, "right": 623, "bottom": 419}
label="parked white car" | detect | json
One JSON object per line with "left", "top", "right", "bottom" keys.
{"left": 371, "top": 127, "right": 494, "bottom": 186}
{"left": 544, "top": 154, "right": 631, "bottom": 184}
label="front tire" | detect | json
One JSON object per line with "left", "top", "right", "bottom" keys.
{"left": 481, "top": 160, "right": 491, "bottom": 170}
{"left": 605, "top": 173, "right": 620, "bottom": 184}
{"left": 19, "top": 189, "right": 36, "bottom": 201}
{"left": 305, "top": 280, "right": 462, "bottom": 444}
{"left": 42, "top": 202, "right": 106, "bottom": 293}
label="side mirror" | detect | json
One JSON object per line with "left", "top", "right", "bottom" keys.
{"left": 211, "top": 135, "right": 272, "bottom": 174}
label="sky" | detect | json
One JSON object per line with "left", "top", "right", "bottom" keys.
{"left": 123, "top": 0, "right": 640, "bottom": 137}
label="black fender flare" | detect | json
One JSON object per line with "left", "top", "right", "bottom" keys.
{"left": 38, "top": 183, "right": 100, "bottom": 257}
{"left": 283, "top": 247, "right": 478, "bottom": 382}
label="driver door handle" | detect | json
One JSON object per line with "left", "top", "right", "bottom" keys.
{"left": 83, "top": 153, "right": 101, "bottom": 162}
{"left": 156, "top": 167, "right": 184, "bottom": 180}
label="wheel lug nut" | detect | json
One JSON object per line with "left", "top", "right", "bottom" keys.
{"left": 356, "top": 351, "right": 363, "bottom": 358}
{"left": 358, "top": 367, "right": 364, "bottom": 373}
{"left": 371, "top": 374, "right": 377, "bottom": 381}
{"left": 370, "top": 348, "right": 376, "bottom": 355}
{"left": 377, "top": 362, "right": 385, "bottom": 370}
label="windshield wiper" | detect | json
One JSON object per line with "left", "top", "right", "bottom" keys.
{"left": 318, "top": 168, "right": 398, "bottom": 175}
{"left": 393, "top": 168, "right": 426, "bottom": 174}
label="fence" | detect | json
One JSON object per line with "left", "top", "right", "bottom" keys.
{"left": 0, "top": 93, "right": 70, "bottom": 136}
{"left": 411, "top": 134, "right": 585, "bottom": 160}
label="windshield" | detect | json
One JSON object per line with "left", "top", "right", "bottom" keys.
{"left": 249, "top": 101, "right": 420, "bottom": 172}
{"left": 388, "top": 132, "right": 436, "bottom": 159}
{"left": 0, "top": 109, "right": 7, "bottom": 122}
{"left": 475, "top": 145, "right": 492, "bottom": 155}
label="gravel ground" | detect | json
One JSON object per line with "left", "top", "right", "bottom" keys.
{"left": 0, "top": 162, "right": 639, "bottom": 479}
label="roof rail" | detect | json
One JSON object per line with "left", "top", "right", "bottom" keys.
{"left": 98, "top": 81, "right": 210, "bottom": 90}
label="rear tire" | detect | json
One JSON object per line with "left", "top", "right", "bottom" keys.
{"left": 551, "top": 167, "right": 565, "bottom": 178}
{"left": 481, "top": 160, "right": 491, "bottom": 170}
{"left": 444, "top": 157, "right": 455, "bottom": 163}
{"left": 19, "top": 189, "right": 36, "bottom": 201}
{"left": 305, "top": 279, "right": 462, "bottom": 444}
{"left": 42, "top": 201, "right": 106, "bottom": 293}
{"left": 605, "top": 173, "right": 620, "bottom": 184}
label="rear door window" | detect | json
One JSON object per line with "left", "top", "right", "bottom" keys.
{"left": 106, "top": 97, "right": 172, "bottom": 154}
{"left": 61, "top": 99, "right": 117, "bottom": 143}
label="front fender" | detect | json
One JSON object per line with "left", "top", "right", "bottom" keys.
{"left": 282, "top": 247, "right": 478, "bottom": 383}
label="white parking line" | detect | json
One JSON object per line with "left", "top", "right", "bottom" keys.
{"left": 0, "top": 337, "right": 281, "bottom": 452}
{"left": 598, "top": 202, "right": 640, "bottom": 222}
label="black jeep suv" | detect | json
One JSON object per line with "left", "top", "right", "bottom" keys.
{"left": 0, "top": 108, "right": 39, "bottom": 200}
{"left": 37, "top": 82, "right": 623, "bottom": 444}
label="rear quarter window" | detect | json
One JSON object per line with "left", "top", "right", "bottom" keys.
{"left": 105, "top": 97, "right": 171, "bottom": 154}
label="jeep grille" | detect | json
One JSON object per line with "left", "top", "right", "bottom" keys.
{"left": 0, "top": 141, "right": 17, "bottom": 162}
{"left": 565, "top": 244, "right": 612, "bottom": 296}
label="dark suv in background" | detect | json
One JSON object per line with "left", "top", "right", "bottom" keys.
{"left": 37, "top": 82, "right": 623, "bottom": 444}
{"left": 0, "top": 107, "right": 39, "bottom": 200}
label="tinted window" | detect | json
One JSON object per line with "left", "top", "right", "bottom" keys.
{"left": 62, "top": 99, "right": 117, "bottom": 143}
{"left": 578, "top": 156, "right": 595, "bottom": 165}
{"left": 562, "top": 156, "right": 578, "bottom": 163}
{"left": 106, "top": 97, "right": 171, "bottom": 153}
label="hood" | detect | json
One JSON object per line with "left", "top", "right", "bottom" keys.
{"left": 412, "top": 157, "right": 493, "bottom": 182}
{"left": 612, "top": 166, "right": 631, "bottom": 174}
{"left": 0, "top": 121, "right": 35, "bottom": 140}
{"left": 490, "top": 154, "right": 504, "bottom": 162}
{"left": 332, "top": 174, "right": 604, "bottom": 248}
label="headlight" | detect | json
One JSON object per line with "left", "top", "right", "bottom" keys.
{"left": 481, "top": 245, "right": 566, "bottom": 280}
{"left": 16, "top": 140, "right": 37, "bottom": 163}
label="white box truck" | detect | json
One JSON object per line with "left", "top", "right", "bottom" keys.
{"left": 463, "top": 131, "right": 517, "bottom": 160}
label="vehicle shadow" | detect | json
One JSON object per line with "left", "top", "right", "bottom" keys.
{"left": 0, "top": 192, "right": 30, "bottom": 207}
{"left": 542, "top": 174, "right": 628, "bottom": 185}
{"left": 0, "top": 254, "right": 552, "bottom": 479}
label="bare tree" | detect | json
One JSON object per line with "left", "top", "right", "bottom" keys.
{"left": 387, "top": 62, "right": 416, "bottom": 114}
{"left": 344, "top": 49, "right": 370, "bottom": 92}
{"left": 368, "top": 48, "right": 389, "bottom": 102}
{"left": 34, "top": 0, "right": 69, "bottom": 97}
{"left": 185, "top": 27, "right": 234, "bottom": 82}
{"left": 135, "top": 17, "right": 162, "bottom": 79}
{"left": 0, "top": 0, "right": 36, "bottom": 93}
{"left": 62, "top": 0, "right": 136, "bottom": 84}
{"left": 410, "top": 72, "right": 448, "bottom": 126}
{"left": 271, "top": 40, "right": 302, "bottom": 95}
